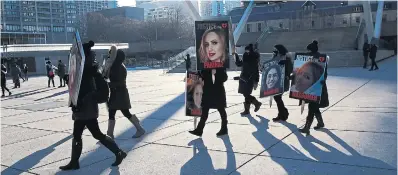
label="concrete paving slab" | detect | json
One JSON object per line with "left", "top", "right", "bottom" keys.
{"left": 34, "top": 143, "right": 253, "bottom": 175}
{"left": 13, "top": 101, "right": 67, "bottom": 111}
{"left": 19, "top": 115, "right": 74, "bottom": 132}
{"left": 1, "top": 132, "right": 147, "bottom": 173}
{"left": 262, "top": 128, "right": 397, "bottom": 170}
{"left": 321, "top": 111, "right": 397, "bottom": 133}
{"left": 1, "top": 111, "right": 67, "bottom": 126}
{"left": 1, "top": 126, "right": 55, "bottom": 146}
{"left": 231, "top": 155, "right": 396, "bottom": 175}
{"left": 0, "top": 108, "right": 33, "bottom": 118}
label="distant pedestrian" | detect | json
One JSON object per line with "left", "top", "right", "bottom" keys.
{"left": 369, "top": 44, "right": 379, "bottom": 71}
{"left": 362, "top": 41, "right": 370, "bottom": 68}
{"left": 1, "top": 60, "right": 11, "bottom": 97}
{"left": 23, "top": 64, "right": 28, "bottom": 81}
{"left": 46, "top": 61, "right": 55, "bottom": 87}
{"left": 10, "top": 62, "right": 21, "bottom": 88}
{"left": 57, "top": 60, "right": 66, "bottom": 87}
{"left": 185, "top": 54, "right": 191, "bottom": 71}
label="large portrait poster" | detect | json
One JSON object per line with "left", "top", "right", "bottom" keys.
{"left": 186, "top": 71, "right": 203, "bottom": 117}
{"left": 195, "top": 20, "right": 230, "bottom": 70}
{"left": 260, "top": 60, "right": 285, "bottom": 98}
{"left": 289, "top": 53, "right": 327, "bottom": 103}
{"left": 68, "top": 31, "right": 86, "bottom": 106}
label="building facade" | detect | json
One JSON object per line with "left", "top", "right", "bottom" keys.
{"left": 0, "top": 0, "right": 117, "bottom": 45}
{"left": 230, "top": 1, "right": 397, "bottom": 34}
{"left": 93, "top": 7, "right": 144, "bottom": 21}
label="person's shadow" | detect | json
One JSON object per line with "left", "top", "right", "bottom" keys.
{"left": 1, "top": 135, "right": 73, "bottom": 174}
{"left": 279, "top": 121, "right": 396, "bottom": 173}
{"left": 180, "top": 136, "right": 240, "bottom": 175}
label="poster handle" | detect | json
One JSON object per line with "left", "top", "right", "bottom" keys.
{"left": 301, "top": 102, "right": 305, "bottom": 114}
{"left": 269, "top": 96, "right": 273, "bottom": 108}
{"left": 194, "top": 116, "right": 198, "bottom": 129}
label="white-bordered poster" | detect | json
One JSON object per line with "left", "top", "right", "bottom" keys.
{"left": 68, "top": 31, "right": 86, "bottom": 106}
{"left": 260, "top": 60, "right": 285, "bottom": 98}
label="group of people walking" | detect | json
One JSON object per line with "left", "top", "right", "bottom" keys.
{"left": 362, "top": 41, "right": 379, "bottom": 71}
{"left": 45, "top": 60, "right": 67, "bottom": 88}
{"left": 1, "top": 60, "right": 29, "bottom": 97}
{"left": 189, "top": 40, "right": 329, "bottom": 137}
{"left": 60, "top": 41, "right": 145, "bottom": 171}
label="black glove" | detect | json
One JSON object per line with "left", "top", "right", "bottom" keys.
{"left": 278, "top": 60, "right": 285, "bottom": 65}
{"left": 320, "top": 80, "right": 326, "bottom": 85}
{"left": 71, "top": 105, "right": 80, "bottom": 112}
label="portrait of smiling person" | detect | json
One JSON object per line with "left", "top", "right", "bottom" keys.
{"left": 195, "top": 20, "right": 230, "bottom": 70}
{"left": 186, "top": 71, "right": 204, "bottom": 116}
{"left": 260, "top": 60, "right": 285, "bottom": 98}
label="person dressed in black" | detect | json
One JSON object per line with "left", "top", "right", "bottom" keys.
{"left": 271, "top": 44, "right": 293, "bottom": 122}
{"left": 23, "top": 64, "right": 28, "bottom": 81}
{"left": 362, "top": 41, "right": 370, "bottom": 69}
{"left": 57, "top": 60, "right": 66, "bottom": 87}
{"left": 46, "top": 61, "right": 55, "bottom": 87}
{"left": 10, "top": 62, "right": 21, "bottom": 88}
{"left": 1, "top": 60, "right": 11, "bottom": 97}
{"left": 60, "top": 41, "right": 126, "bottom": 171}
{"left": 189, "top": 68, "right": 229, "bottom": 137}
{"left": 369, "top": 44, "right": 379, "bottom": 71}
{"left": 185, "top": 54, "right": 191, "bottom": 71}
{"left": 299, "top": 40, "right": 329, "bottom": 135}
{"left": 106, "top": 48, "right": 145, "bottom": 139}
{"left": 233, "top": 44, "right": 262, "bottom": 115}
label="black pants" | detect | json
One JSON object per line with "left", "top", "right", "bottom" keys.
{"left": 243, "top": 94, "right": 256, "bottom": 104}
{"left": 1, "top": 80, "right": 10, "bottom": 95}
{"left": 196, "top": 107, "right": 227, "bottom": 131}
{"left": 73, "top": 119, "right": 106, "bottom": 141}
{"left": 108, "top": 109, "right": 132, "bottom": 120}
{"left": 24, "top": 72, "right": 28, "bottom": 81}
{"left": 305, "top": 103, "right": 322, "bottom": 127}
{"left": 363, "top": 55, "right": 368, "bottom": 68}
{"left": 370, "top": 57, "right": 379, "bottom": 70}
{"left": 274, "top": 94, "right": 288, "bottom": 115}
{"left": 59, "top": 76, "right": 66, "bottom": 86}
{"left": 48, "top": 76, "right": 55, "bottom": 87}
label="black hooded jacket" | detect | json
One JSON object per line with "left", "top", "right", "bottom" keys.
{"left": 107, "top": 49, "right": 132, "bottom": 110}
{"left": 234, "top": 44, "right": 260, "bottom": 95}
{"left": 71, "top": 41, "right": 99, "bottom": 120}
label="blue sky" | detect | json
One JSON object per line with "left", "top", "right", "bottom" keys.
{"left": 118, "top": 0, "right": 136, "bottom": 7}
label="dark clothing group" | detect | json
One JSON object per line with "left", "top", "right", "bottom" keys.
{"left": 363, "top": 42, "right": 379, "bottom": 71}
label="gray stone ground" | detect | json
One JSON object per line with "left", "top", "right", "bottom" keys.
{"left": 1, "top": 56, "right": 397, "bottom": 175}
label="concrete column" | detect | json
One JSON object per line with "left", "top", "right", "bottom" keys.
{"left": 362, "top": 1, "right": 374, "bottom": 42}
{"left": 233, "top": 0, "right": 254, "bottom": 45}
{"left": 184, "top": 0, "right": 201, "bottom": 21}
{"left": 373, "top": 0, "right": 384, "bottom": 44}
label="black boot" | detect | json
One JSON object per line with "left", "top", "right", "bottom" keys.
{"left": 59, "top": 138, "right": 82, "bottom": 170}
{"left": 299, "top": 114, "right": 314, "bottom": 135}
{"left": 216, "top": 120, "right": 228, "bottom": 136}
{"left": 252, "top": 98, "right": 262, "bottom": 112}
{"left": 314, "top": 113, "right": 325, "bottom": 130}
{"left": 240, "top": 102, "right": 250, "bottom": 115}
{"left": 99, "top": 136, "right": 127, "bottom": 166}
{"left": 189, "top": 117, "right": 206, "bottom": 137}
{"left": 273, "top": 111, "right": 289, "bottom": 122}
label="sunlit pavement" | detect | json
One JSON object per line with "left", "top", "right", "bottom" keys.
{"left": 1, "top": 56, "right": 396, "bottom": 175}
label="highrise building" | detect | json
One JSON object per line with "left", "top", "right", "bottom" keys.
{"left": 200, "top": 0, "right": 240, "bottom": 17}
{"left": 0, "top": 0, "right": 117, "bottom": 45}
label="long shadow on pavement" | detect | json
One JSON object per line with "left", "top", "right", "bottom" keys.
{"left": 180, "top": 136, "right": 240, "bottom": 175}
{"left": 1, "top": 135, "right": 73, "bottom": 175}
{"left": 53, "top": 92, "right": 185, "bottom": 175}
{"left": 34, "top": 90, "right": 69, "bottom": 101}
{"left": 1, "top": 88, "right": 56, "bottom": 101}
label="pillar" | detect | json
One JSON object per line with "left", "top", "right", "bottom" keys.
{"left": 373, "top": 0, "right": 384, "bottom": 44}
{"left": 362, "top": 1, "right": 374, "bottom": 43}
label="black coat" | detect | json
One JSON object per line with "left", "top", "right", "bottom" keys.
{"left": 71, "top": 54, "right": 99, "bottom": 120}
{"left": 200, "top": 68, "right": 228, "bottom": 109}
{"left": 234, "top": 52, "right": 260, "bottom": 95}
{"left": 369, "top": 45, "right": 377, "bottom": 59}
{"left": 362, "top": 43, "right": 370, "bottom": 57}
{"left": 107, "top": 49, "right": 131, "bottom": 110}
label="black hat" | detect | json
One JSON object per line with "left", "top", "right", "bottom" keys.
{"left": 82, "top": 40, "right": 95, "bottom": 56}
{"left": 306, "top": 40, "right": 318, "bottom": 53}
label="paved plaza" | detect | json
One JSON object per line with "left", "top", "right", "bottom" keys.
{"left": 1, "top": 56, "right": 397, "bottom": 175}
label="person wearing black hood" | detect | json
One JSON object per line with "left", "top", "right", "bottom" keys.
{"left": 298, "top": 40, "right": 329, "bottom": 135}
{"left": 60, "top": 41, "right": 126, "bottom": 171}
{"left": 271, "top": 44, "right": 293, "bottom": 122}
{"left": 189, "top": 68, "right": 229, "bottom": 137}
{"left": 369, "top": 43, "right": 379, "bottom": 71}
{"left": 362, "top": 41, "right": 370, "bottom": 69}
{"left": 233, "top": 44, "right": 262, "bottom": 115}
{"left": 106, "top": 46, "right": 145, "bottom": 139}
